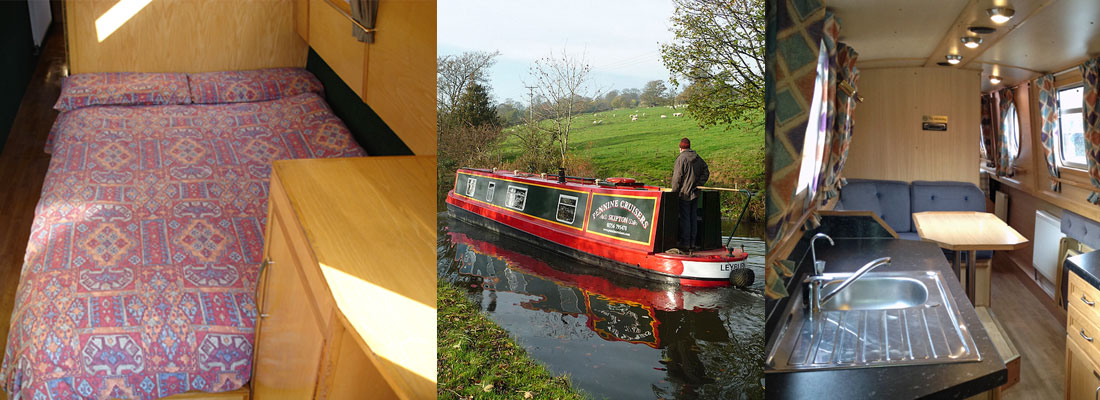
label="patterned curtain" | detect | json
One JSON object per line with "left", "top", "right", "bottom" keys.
{"left": 817, "top": 38, "right": 859, "bottom": 203}
{"left": 997, "top": 87, "right": 1016, "bottom": 176}
{"left": 979, "top": 94, "right": 996, "bottom": 168}
{"left": 1036, "top": 74, "right": 1062, "bottom": 191}
{"left": 764, "top": 0, "right": 825, "bottom": 299}
{"left": 1081, "top": 58, "right": 1100, "bottom": 203}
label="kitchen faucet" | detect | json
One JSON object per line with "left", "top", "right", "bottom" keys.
{"left": 807, "top": 256, "right": 893, "bottom": 313}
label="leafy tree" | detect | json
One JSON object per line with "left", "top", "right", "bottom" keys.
{"left": 496, "top": 99, "right": 526, "bottom": 127}
{"left": 661, "top": 0, "right": 763, "bottom": 127}
{"left": 451, "top": 83, "right": 500, "bottom": 128}
{"left": 437, "top": 51, "right": 500, "bottom": 118}
{"left": 641, "top": 80, "right": 669, "bottom": 106}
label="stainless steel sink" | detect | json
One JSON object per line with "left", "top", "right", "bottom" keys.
{"left": 818, "top": 276, "right": 929, "bottom": 312}
{"left": 766, "top": 270, "right": 981, "bottom": 371}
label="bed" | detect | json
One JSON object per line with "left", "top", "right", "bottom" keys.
{"left": 0, "top": 69, "right": 366, "bottom": 399}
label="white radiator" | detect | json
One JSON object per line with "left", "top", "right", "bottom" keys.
{"left": 1033, "top": 210, "right": 1064, "bottom": 284}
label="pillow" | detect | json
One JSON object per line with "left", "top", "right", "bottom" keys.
{"left": 188, "top": 68, "right": 323, "bottom": 104}
{"left": 53, "top": 72, "right": 191, "bottom": 112}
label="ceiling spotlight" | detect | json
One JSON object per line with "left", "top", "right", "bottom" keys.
{"left": 961, "top": 37, "right": 983, "bottom": 48}
{"left": 945, "top": 54, "right": 963, "bottom": 65}
{"left": 987, "top": 7, "right": 1015, "bottom": 24}
{"left": 990, "top": 75, "right": 1002, "bottom": 84}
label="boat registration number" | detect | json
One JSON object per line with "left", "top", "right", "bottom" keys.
{"left": 720, "top": 261, "right": 745, "bottom": 271}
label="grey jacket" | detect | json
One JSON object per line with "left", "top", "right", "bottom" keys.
{"left": 670, "top": 149, "right": 709, "bottom": 201}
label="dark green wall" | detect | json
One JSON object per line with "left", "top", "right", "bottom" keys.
{"left": 305, "top": 49, "right": 412, "bottom": 156}
{"left": 0, "top": 2, "right": 38, "bottom": 154}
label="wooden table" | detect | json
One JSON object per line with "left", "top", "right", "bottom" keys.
{"left": 912, "top": 211, "right": 1028, "bottom": 303}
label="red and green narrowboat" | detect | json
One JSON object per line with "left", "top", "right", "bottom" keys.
{"left": 444, "top": 168, "right": 751, "bottom": 287}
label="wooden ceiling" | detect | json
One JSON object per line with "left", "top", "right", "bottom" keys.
{"left": 829, "top": 0, "right": 1100, "bottom": 92}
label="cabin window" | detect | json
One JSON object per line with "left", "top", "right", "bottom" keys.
{"left": 794, "top": 40, "right": 830, "bottom": 199}
{"left": 556, "top": 194, "right": 578, "bottom": 224}
{"left": 466, "top": 177, "right": 477, "bottom": 197}
{"left": 1004, "top": 103, "right": 1021, "bottom": 160}
{"left": 506, "top": 186, "right": 527, "bottom": 211}
{"left": 486, "top": 182, "right": 496, "bottom": 202}
{"left": 1058, "top": 85, "right": 1087, "bottom": 170}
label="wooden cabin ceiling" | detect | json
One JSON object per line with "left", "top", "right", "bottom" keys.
{"left": 830, "top": 0, "right": 1100, "bottom": 92}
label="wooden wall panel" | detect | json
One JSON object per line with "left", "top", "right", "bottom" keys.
{"left": 845, "top": 67, "right": 982, "bottom": 184}
{"left": 364, "top": 0, "right": 437, "bottom": 156}
{"left": 308, "top": 0, "right": 367, "bottom": 98}
{"left": 66, "top": 0, "right": 307, "bottom": 73}
{"left": 294, "top": 0, "right": 309, "bottom": 41}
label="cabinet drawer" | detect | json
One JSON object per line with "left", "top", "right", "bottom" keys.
{"left": 1069, "top": 304, "right": 1100, "bottom": 365}
{"left": 1071, "top": 272, "right": 1100, "bottom": 326}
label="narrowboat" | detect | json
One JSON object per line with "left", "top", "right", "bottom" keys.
{"left": 767, "top": 0, "right": 1100, "bottom": 399}
{"left": 445, "top": 167, "right": 752, "bottom": 287}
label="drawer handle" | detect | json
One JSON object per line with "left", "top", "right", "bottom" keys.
{"left": 1083, "top": 330, "right": 1095, "bottom": 342}
{"left": 1085, "top": 295, "right": 1096, "bottom": 307}
{"left": 1095, "top": 384, "right": 1099, "bottom": 400}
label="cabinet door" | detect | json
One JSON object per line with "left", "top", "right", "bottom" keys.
{"left": 252, "top": 213, "right": 326, "bottom": 398}
{"left": 1067, "top": 335, "right": 1100, "bottom": 400}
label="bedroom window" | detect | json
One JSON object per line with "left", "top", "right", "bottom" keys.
{"left": 486, "top": 182, "right": 496, "bottom": 202}
{"left": 506, "top": 186, "right": 527, "bottom": 211}
{"left": 556, "top": 194, "right": 578, "bottom": 224}
{"left": 1004, "top": 103, "right": 1021, "bottom": 160}
{"left": 466, "top": 177, "right": 477, "bottom": 197}
{"left": 1058, "top": 85, "right": 1086, "bottom": 170}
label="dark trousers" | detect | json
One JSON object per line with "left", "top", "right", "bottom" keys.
{"left": 679, "top": 197, "right": 698, "bottom": 248}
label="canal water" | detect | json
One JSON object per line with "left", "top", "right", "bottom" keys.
{"left": 437, "top": 214, "right": 765, "bottom": 399}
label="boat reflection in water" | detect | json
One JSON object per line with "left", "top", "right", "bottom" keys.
{"left": 439, "top": 217, "right": 764, "bottom": 399}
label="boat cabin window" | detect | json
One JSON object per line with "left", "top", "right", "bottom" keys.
{"left": 487, "top": 182, "right": 496, "bottom": 202}
{"left": 506, "top": 186, "right": 527, "bottom": 211}
{"left": 556, "top": 194, "right": 578, "bottom": 224}
{"left": 466, "top": 177, "right": 477, "bottom": 197}
{"left": 1004, "top": 103, "right": 1021, "bottom": 160}
{"left": 1058, "top": 85, "right": 1086, "bottom": 170}
{"left": 794, "top": 40, "right": 830, "bottom": 200}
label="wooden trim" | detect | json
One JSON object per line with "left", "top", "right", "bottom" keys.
{"left": 164, "top": 388, "right": 249, "bottom": 399}
{"left": 815, "top": 210, "right": 899, "bottom": 238}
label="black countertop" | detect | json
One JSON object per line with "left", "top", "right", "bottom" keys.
{"left": 1067, "top": 250, "right": 1100, "bottom": 290}
{"left": 765, "top": 238, "right": 1008, "bottom": 399}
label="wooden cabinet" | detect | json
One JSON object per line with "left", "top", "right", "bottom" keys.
{"left": 251, "top": 157, "right": 436, "bottom": 399}
{"left": 1067, "top": 271, "right": 1100, "bottom": 399}
{"left": 1067, "top": 337, "right": 1100, "bottom": 400}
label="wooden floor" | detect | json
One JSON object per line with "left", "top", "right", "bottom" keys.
{"left": 0, "top": 23, "right": 64, "bottom": 369}
{"left": 990, "top": 254, "right": 1067, "bottom": 400}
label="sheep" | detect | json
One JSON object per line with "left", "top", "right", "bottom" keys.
{"left": 660, "top": 115, "right": 667, "bottom": 119}
{"left": 673, "top": 112, "right": 683, "bottom": 117}
{"left": 631, "top": 116, "right": 638, "bottom": 121}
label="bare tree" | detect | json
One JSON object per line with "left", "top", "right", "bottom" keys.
{"left": 527, "top": 49, "right": 601, "bottom": 169}
{"left": 437, "top": 51, "right": 501, "bottom": 115}
{"left": 661, "top": 0, "right": 764, "bottom": 127}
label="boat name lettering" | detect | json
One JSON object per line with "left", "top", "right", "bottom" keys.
{"left": 590, "top": 199, "right": 650, "bottom": 229}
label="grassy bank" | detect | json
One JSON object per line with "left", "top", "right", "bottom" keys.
{"left": 499, "top": 106, "right": 765, "bottom": 219}
{"left": 437, "top": 280, "right": 587, "bottom": 400}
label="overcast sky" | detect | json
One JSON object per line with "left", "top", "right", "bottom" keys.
{"left": 438, "top": 0, "right": 677, "bottom": 103}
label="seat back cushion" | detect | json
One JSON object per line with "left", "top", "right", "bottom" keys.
{"left": 1062, "top": 211, "right": 1100, "bottom": 250}
{"left": 910, "top": 181, "right": 986, "bottom": 215}
{"left": 837, "top": 179, "right": 912, "bottom": 233}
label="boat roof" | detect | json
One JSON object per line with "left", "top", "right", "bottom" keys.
{"left": 461, "top": 168, "right": 666, "bottom": 192}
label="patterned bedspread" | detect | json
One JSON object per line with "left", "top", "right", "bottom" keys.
{"left": 1, "top": 92, "right": 366, "bottom": 399}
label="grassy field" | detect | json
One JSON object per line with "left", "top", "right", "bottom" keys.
{"left": 438, "top": 280, "right": 587, "bottom": 400}
{"left": 500, "top": 105, "right": 765, "bottom": 219}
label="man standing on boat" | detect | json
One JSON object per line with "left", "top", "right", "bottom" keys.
{"left": 670, "top": 137, "right": 709, "bottom": 251}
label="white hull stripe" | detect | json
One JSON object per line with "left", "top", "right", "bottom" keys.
{"left": 679, "top": 260, "right": 746, "bottom": 280}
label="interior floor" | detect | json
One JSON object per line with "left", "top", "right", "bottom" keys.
{"left": 0, "top": 21, "right": 62, "bottom": 381}
{"left": 992, "top": 253, "right": 1066, "bottom": 399}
